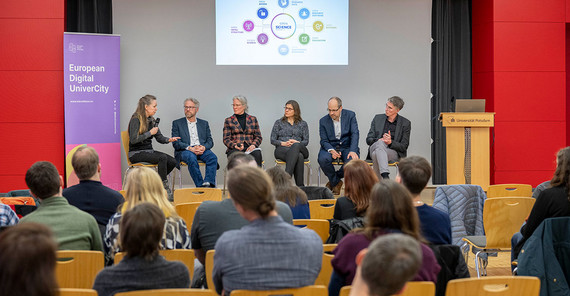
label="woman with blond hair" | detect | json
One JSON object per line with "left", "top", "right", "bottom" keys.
{"left": 128, "top": 94, "right": 180, "bottom": 197}
{"left": 104, "top": 167, "right": 190, "bottom": 263}
{"left": 333, "top": 159, "right": 379, "bottom": 220}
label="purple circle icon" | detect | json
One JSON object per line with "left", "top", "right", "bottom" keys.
{"left": 257, "top": 33, "right": 268, "bottom": 44}
{"left": 243, "top": 20, "right": 254, "bottom": 32}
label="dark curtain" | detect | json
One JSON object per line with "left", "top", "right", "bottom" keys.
{"left": 66, "top": 0, "right": 113, "bottom": 34}
{"left": 430, "top": 0, "right": 472, "bottom": 184}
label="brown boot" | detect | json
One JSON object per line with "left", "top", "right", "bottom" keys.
{"left": 332, "top": 180, "right": 343, "bottom": 196}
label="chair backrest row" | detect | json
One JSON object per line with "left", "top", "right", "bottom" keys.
{"left": 114, "top": 249, "right": 195, "bottom": 281}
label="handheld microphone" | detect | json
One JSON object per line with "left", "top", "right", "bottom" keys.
{"left": 154, "top": 118, "right": 161, "bottom": 127}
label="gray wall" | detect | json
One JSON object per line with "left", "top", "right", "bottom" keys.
{"left": 114, "top": 0, "right": 432, "bottom": 186}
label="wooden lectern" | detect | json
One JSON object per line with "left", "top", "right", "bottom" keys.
{"left": 440, "top": 112, "right": 495, "bottom": 190}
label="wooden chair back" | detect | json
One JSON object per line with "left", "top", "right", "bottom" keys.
{"left": 293, "top": 219, "right": 330, "bottom": 243}
{"left": 314, "top": 253, "right": 334, "bottom": 287}
{"left": 205, "top": 250, "right": 216, "bottom": 291}
{"left": 399, "top": 281, "right": 436, "bottom": 296}
{"left": 487, "top": 184, "right": 532, "bottom": 198}
{"left": 483, "top": 197, "right": 535, "bottom": 249}
{"left": 173, "top": 188, "right": 222, "bottom": 205}
{"left": 339, "top": 286, "right": 351, "bottom": 296}
{"left": 175, "top": 202, "right": 202, "bottom": 229}
{"left": 115, "top": 289, "right": 218, "bottom": 296}
{"left": 59, "top": 289, "right": 98, "bottom": 296}
{"left": 323, "top": 243, "right": 338, "bottom": 253}
{"left": 308, "top": 199, "right": 336, "bottom": 220}
{"left": 114, "top": 249, "right": 195, "bottom": 281}
{"left": 230, "top": 285, "right": 327, "bottom": 296}
{"left": 56, "top": 251, "right": 104, "bottom": 289}
{"left": 445, "top": 276, "right": 540, "bottom": 296}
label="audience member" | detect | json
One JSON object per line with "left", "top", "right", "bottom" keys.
{"left": 267, "top": 166, "right": 310, "bottom": 219}
{"left": 0, "top": 203, "right": 18, "bottom": 228}
{"left": 0, "top": 222, "right": 59, "bottom": 296}
{"left": 396, "top": 156, "right": 451, "bottom": 245}
{"left": 20, "top": 161, "right": 103, "bottom": 251}
{"left": 349, "top": 234, "right": 422, "bottom": 296}
{"left": 329, "top": 180, "right": 440, "bottom": 296}
{"left": 172, "top": 97, "right": 218, "bottom": 188}
{"left": 513, "top": 146, "right": 570, "bottom": 260}
{"left": 318, "top": 96, "right": 360, "bottom": 195}
{"left": 190, "top": 152, "right": 293, "bottom": 286}
{"left": 223, "top": 95, "right": 263, "bottom": 166}
{"left": 104, "top": 167, "right": 190, "bottom": 264}
{"left": 366, "top": 96, "right": 411, "bottom": 179}
{"left": 333, "top": 159, "right": 378, "bottom": 220}
{"left": 213, "top": 165, "right": 322, "bottom": 295}
{"left": 63, "top": 146, "right": 124, "bottom": 238}
{"left": 93, "top": 203, "right": 189, "bottom": 296}
{"left": 270, "top": 100, "right": 310, "bottom": 186}
{"left": 128, "top": 94, "right": 180, "bottom": 199}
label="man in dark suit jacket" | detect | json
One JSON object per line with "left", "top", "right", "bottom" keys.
{"left": 318, "top": 97, "right": 360, "bottom": 195}
{"left": 366, "top": 96, "right": 411, "bottom": 179}
{"left": 172, "top": 98, "right": 218, "bottom": 187}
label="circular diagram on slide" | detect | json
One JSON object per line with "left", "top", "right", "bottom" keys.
{"left": 271, "top": 13, "right": 296, "bottom": 39}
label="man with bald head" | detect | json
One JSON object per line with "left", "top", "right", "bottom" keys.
{"left": 63, "top": 146, "right": 124, "bottom": 237}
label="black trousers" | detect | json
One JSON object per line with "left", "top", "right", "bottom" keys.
{"left": 129, "top": 150, "right": 177, "bottom": 181}
{"left": 227, "top": 148, "right": 263, "bottom": 167}
{"left": 274, "top": 143, "right": 309, "bottom": 186}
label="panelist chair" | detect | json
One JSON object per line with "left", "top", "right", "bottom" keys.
{"left": 121, "top": 131, "right": 172, "bottom": 189}
{"left": 317, "top": 159, "right": 398, "bottom": 186}
{"left": 274, "top": 158, "right": 312, "bottom": 185}
{"left": 176, "top": 160, "right": 207, "bottom": 189}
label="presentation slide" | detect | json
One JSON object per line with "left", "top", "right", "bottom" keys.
{"left": 216, "top": 0, "right": 348, "bottom": 65}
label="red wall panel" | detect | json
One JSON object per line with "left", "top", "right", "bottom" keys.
{"left": 494, "top": 72, "right": 565, "bottom": 122}
{"left": 0, "top": 0, "right": 64, "bottom": 19}
{"left": 493, "top": 122, "right": 565, "bottom": 171}
{"left": 495, "top": 0, "right": 565, "bottom": 22}
{"left": 472, "top": 0, "right": 494, "bottom": 25}
{"left": 0, "top": 71, "right": 64, "bottom": 123}
{"left": 494, "top": 22, "right": 565, "bottom": 72}
{"left": 472, "top": 72, "right": 495, "bottom": 108}
{"left": 0, "top": 19, "right": 64, "bottom": 71}
{"left": 472, "top": 22, "right": 495, "bottom": 73}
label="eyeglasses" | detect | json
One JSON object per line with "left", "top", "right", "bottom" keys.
{"left": 184, "top": 106, "right": 197, "bottom": 109}
{"left": 284, "top": 107, "right": 294, "bottom": 111}
{"left": 327, "top": 108, "right": 340, "bottom": 112}
{"left": 231, "top": 104, "right": 243, "bottom": 107}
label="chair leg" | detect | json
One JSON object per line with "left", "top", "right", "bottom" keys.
{"left": 474, "top": 250, "right": 481, "bottom": 278}
{"left": 305, "top": 163, "right": 311, "bottom": 186}
{"left": 461, "top": 242, "right": 469, "bottom": 265}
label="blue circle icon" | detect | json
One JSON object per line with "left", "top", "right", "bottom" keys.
{"left": 257, "top": 8, "right": 268, "bottom": 19}
{"left": 278, "top": 0, "right": 289, "bottom": 8}
{"left": 278, "top": 44, "right": 289, "bottom": 56}
{"left": 299, "top": 8, "right": 310, "bottom": 19}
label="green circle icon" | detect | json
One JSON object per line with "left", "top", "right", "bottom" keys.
{"left": 299, "top": 33, "right": 310, "bottom": 45}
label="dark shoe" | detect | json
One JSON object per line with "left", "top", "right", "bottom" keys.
{"left": 163, "top": 180, "right": 174, "bottom": 202}
{"left": 332, "top": 180, "right": 343, "bottom": 195}
{"left": 381, "top": 172, "right": 390, "bottom": 179}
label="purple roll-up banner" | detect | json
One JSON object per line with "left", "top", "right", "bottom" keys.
{"left": 64, "top": 33, "right": 121, "bottom": 190}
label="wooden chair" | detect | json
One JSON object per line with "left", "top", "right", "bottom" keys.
{"left": 175, "top": 202, "right": 202, "bottom": 229}
{"left": 323, "top": 243, "right": 338, "bottom": 253}
{"left": 116, "top": 289, "right": 217, "bottom": 296}
{"left": 114, "top": 249, "right": 195, "bottom": 281}
{"left": 315, "top": 253, "right": 334, "bottom": 287}
{"left": 487, "top": 184, "right": 532, "bottom": 198}
{"left": 308, "top": 199, "right": 336, "bottom": 220}
{"left": 59, "top": 289, "right": 98, "bottom": 296}
{"left": 318, "top": 160, "right": 399, "bottom": 186}
{"left": 400, "top": 281, "right": 436, "bottom": 296}
{"left": 177, "top": 160, "right": 209, "bottom": 189}
{"left": 56, "top": 250, "right": 104, "bottom": 289}
{"left": 205, "top": 250, "right": 215, "bottom": 291}
{"left": 275, "top": 158, "right": 312, "bottom": 185}
{"left": 445, "top": 276, "right": 540, "bottom": 296}
{"left": 339, "top": 286, "right": 351, "bottom": 296}
{"left": 230, "top": 285, "right": 327, "bottom": 296}
{"left": 121, "top": 131, "right": 160, "bottom": 188}
{"left": 293, "top": 219, "right": 330, "bottom": 243}
{"left": 462, "top": 197, "right": 536, "bottom": 277}
{"left": 173, "top": 188, "right": 222, "bottom": 205}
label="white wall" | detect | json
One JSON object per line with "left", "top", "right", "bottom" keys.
{"left": 114, "top": 0, "right": 432, "bottom": 186}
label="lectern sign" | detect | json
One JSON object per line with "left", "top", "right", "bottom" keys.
{"left": 440, "top": 113, "right": 494, "bottom": 127}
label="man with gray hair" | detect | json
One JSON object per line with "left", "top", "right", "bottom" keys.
{"left": 172, "top": 98, "right": 218, "bottom": 188}
{"left": 349, "top": 233, "right": 422, "bottom": 296}
{"left": 366, "top": 96, "right": 411, "bottom": 179}
{"left": 63, "top": 146, "right": 124, "bottom": 237}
